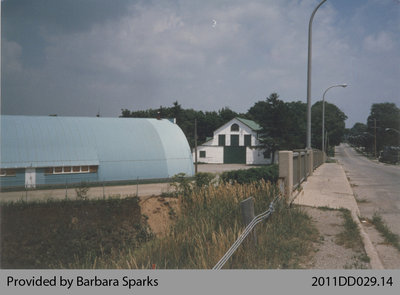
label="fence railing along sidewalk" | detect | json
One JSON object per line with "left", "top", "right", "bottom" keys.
{"left": 279, "top": 149, "right": 324, "bottom": 203}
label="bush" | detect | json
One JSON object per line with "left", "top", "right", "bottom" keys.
{"left": 194, "top": 172, "right": 215, "bottom": 188}
{"left": 220, "top": 165, "right": 278, "bottom": 184}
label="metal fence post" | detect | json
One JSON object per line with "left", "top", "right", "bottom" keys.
{"left": 136, "top": 177, "right": 139, "bottom": 197}
{"left": 65, "top": 181, "right": 68, "bottom": 199}
{"left": 240, "top": 197, "right": 257, "bottom": 245}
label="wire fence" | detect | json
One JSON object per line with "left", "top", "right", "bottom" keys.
{"left": 212, "top": 194, "right": 281, "bottom": 270}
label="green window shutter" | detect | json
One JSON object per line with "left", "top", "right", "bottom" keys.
{"left": 218, "top": 135, "right": 226, "bottom": 146}
{"left": 231, "top": 135, "right": 239, "bottom": 146}
{"left": 244, "top": 135, "right": 251, "bottom": 146}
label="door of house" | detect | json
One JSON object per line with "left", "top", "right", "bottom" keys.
{"left": 25, "top": 168, "right": 36, "bottom": 188}
{"left": 223, "top": 146, "right": 246, "bottom": 164}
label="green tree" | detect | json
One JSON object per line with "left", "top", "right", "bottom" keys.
{"left": 247, "top": 93, "right": 292, "bottom": 161}
{"left": 247, "top": 94, "right": 308, "bottom": 155}
{"left": 347, "top": 122, "right": 370, "bottom": 148}
{"left": 367, "top": 103, "right": 400, "bottom": 153}
{"left": 311, "top": 101, "right": 347, "bottom": 150}
{"left": 120, "top": 103, "right": 241, "bottom": 148}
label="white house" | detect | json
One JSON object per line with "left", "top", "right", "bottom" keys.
{"left": 193, "top": 117, "right": 271, "bottom": 165}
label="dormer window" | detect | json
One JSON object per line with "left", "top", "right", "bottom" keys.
{"left": 231, "top": 123, "right": 239, "bottom": 132}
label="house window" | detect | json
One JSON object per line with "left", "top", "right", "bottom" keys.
{"left": 244, "top": 135, "right": 251, "bottom": 146}
{"left": 199, "top": 151, "right": 206, "bottom": 158}
{"left": 0, "top": 169, "right": 16, "bottom": 177}
{"left": 218, "top": 135, "right": 226, "bottom": 146}
{"left": 231, "top": 123, "right": 239, "bottom": 132}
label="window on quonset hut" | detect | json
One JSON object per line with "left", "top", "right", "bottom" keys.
{"left": 0, "top": 169, "right": 16, "bottom": 177}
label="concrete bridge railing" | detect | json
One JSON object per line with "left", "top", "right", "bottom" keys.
{"left": 278, "top": 149, "right": 324, "bottom": 203}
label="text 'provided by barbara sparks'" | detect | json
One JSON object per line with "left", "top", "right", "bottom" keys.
{"left": 6, "top": 275, "right": 159, "bottom": 291}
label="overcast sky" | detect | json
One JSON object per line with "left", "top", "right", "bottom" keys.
{"left": 1, "top": 0, "right": 399, "bottom": 127}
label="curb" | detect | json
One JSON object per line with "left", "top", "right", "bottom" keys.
{"left": 337, "top": 162, "right": 384, "bottom": 269}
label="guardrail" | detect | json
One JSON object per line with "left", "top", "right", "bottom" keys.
{"left": 212, "top": 194, "right": 281, "bottom": 270}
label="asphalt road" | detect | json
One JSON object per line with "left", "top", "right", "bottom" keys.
{"left": 335, "top": 143, "right": 400, "bottom": 237}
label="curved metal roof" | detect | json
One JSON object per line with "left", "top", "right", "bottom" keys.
{"left": 0, "top": 115, "right": 194, "bottom": 180}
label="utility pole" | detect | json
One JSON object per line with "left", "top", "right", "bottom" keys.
{"left": 194, "top": 118, "right": 198, "bottom": 174}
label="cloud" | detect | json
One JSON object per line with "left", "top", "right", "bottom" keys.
{"left": 1, "top": 0, "right": 399, "bottom": 128}
{"left": 363, "top": 31, "right": 395, "bottom": 52}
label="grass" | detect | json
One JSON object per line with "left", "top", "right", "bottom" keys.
{"left": 335, "top": 209, "right": 370, "bottom": 268}
{"left": 2, "top": 177, "right": 319, "bottom": 269}
{"left": 1, "top": 195, "right": 151, "bottom": 268}
{"left": 336, "top": 209, "right": 364, "bottom": 249}
{"left": 370, "top": 213, "right": 400, "bottom": 252}
{"left": 68, "top": 181, "right": 319, "bottom": 269}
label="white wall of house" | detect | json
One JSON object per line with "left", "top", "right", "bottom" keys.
{"left": 208, "top": 118, "right": 259, "bottom": 147}
{"left": 194, "top": 146, "right": 223, "bottom": 164}
{"left": 246, "top": 148, "right": 271, "bottom": 165}
{"left": 193, "top": 117, "right": 273, "bottom": 165}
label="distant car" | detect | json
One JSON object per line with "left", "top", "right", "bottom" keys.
{"left": 379, "top": 146, "right": 400, "bottom": 164}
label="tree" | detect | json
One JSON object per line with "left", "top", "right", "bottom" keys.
{"left": 311, "top": 101, "right": 347, "bottom": 150}
{"left": 248, "top": 93, "right": 293, "bottom": 162}
{"left": 347, "top": 123, "right": 370, "bottom": 148}
{"left": 367, "top": 103, "right": 400, "bottom": 153}
{"left": 247, "top": 94, "right": 308, "bottom": 155}
{"left": 120, "top": 103, "right": 241, "bottom": 148}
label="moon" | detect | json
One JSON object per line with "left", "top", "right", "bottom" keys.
{"left": 212, "top": 19, "right": 217, "bottom": 28}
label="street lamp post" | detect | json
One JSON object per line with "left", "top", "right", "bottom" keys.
{"left": 385, "top": 128, "right": 400, "bottom": 135}
{"left": 306, "top": 0, "right": 327, "bottom": 150}
{"left": 322, "top": 84, "right": 347, "bottom": 155}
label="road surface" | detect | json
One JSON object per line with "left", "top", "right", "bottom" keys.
{"left": 335, "top": 143, "right": 400, "bottom": 268}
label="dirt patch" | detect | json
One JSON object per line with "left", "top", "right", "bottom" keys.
{"left": 300, "top": 206, "right": 371, "bottom": 269}
{"left": 140, "top": 196, "right": 179, "bottom": 237}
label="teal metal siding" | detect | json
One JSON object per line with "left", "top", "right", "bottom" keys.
{"left": 1, "top": 116, "right": 99, "bottom": 168}
{"left": 35, "top": 168, "right": 99, "bottom": 186}
{"left": 0, "top": 169, "right": 25, "bottom": 187}
{"left": 1, "top": 116, "right": 194, "bottom": 188}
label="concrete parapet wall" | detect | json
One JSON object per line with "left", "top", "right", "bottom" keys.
{"left": 278, "top": 151, "right": 293, "bottom": 202}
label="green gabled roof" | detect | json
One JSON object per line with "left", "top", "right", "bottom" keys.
{"left": 236, "top": 117, "right": 262, "bottom": 131}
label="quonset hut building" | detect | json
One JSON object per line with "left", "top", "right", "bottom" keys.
{"left": 0, "top": 115, "right": 194, "bottom": 189}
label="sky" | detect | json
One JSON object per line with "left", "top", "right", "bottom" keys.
{"left": 1, "top": 0, "right": 399, "bottom": 127}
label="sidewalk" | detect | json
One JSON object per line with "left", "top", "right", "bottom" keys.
{"left": 293, "top": 162, "right": 384, "bottom": 269}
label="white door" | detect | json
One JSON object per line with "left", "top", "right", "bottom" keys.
{"left": 25, "top": 168, "right": 36, "bottom": 188}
